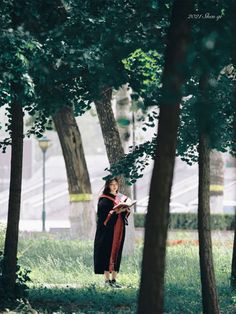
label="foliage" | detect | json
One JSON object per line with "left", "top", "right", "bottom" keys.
{"left": 14, "top": 0, "right": 171, "bottom": 122}
{"left": 104, "top": 47, "right": 164, "bottom": 183}
{"left": 178, "top": 73, "right": 236, "bottom": 164}
{"left": 123, "top": 48, "right": 163, "bottom": 108}
{"left": 175, "top": 0, "right": 234, "bottom": 162}
{"left": 105, "top": 2, "right": 235, "bottom": 182}
{"left": 104, "top": 136, "right": 156, "bottom": 184}
{"left": 105, "top": 73, "right": 235, "bottom": 183}
{"left": 0, "top": 251, "right": 31, "bottom": 306}
{"left": 64, "top": 0, "right": 171, "bottom": 101}
{"left": 0, "top": 0, "right": 172, "bottom": 149}
{"left": 0, "top": 2, "right": 54, "bottom": 150}
{"left": 0, "top": 28, "right": 40, "bottom": 150}
{"left": 0, "top": 0, "right": 172, "bottom": 162}
{"left": 0, "top": 1, "right": 78, "bottom": 148}
{"left": 0, "top": 225, "right": 31, "bottom": 308}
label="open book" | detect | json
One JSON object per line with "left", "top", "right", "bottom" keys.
{"left": 113, "top": 198, "right": 136, "bottom": 213}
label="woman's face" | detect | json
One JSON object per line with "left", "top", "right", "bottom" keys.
{"left": 109, "top": 180, "right": 118, "bottom": 195}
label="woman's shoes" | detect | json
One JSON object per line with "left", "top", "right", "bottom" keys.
{"left": 105, "top": 279, "right": 111, "bottom": 287}
{"left": 110, "top": 279, "right": 122, "bottom": 288}
{"left": 104, "top": 279, "right": 122, "bottom": 288}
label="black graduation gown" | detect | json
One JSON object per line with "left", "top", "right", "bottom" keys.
{"left": 93, "top": 193, "right": 126, "bottom": 274}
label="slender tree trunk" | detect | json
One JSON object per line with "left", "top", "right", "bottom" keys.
{"left": 198, "top": 135, "right": 220, "bottom": 314}
{"left": 232, "top": 215, "right": 236, "bottom": 289}
{"left": 95, "top": 89, "right": 131, "bottom": 198}
{"left": 138, "top": 1, "right": 193, "bottom": 313}
{"left": 231, "top": 85, "right": 236, "bottom": 288}
{"left": 231, "top": 3, "right": 236, "bottom": 289}
{"left": 138, "top": 105, "right": 180, "bottom": 314}
{"left": 53, "top": 106, "right": 96, "bottom": 239}
{"left": 95, "top": 88, "right": 124, "bottom": 165}
{"left": 95, "top": 89, "right": 135, "bottom": 254}
{"left": 2, "top": 96, "right": 24, "bottom": 295}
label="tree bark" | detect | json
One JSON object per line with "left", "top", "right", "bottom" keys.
{"left": 232, "top": 214, "right": 236, "bottom": 289}
{"left": 231, "top": 3, "right": 236, "bottom": 290}
{"left": 53, "top": 106, "right": 96, "bottom": 239}
{"left": 138, "top": 1, "right": 193, "bottom": 313}
{"left": 231, "top": 84, "right": 236, "bottom": 288}
{"left": 95, "top": 88, "right": 125, "bottom": 165}
{"left": 198, "top": 135, "right": 220, "bottom": 314}
{"left": 138, "top": 106, "right": 180, "bottom": 314}
{"left": 2, "top": 95, "right": 24, "bottom": 295}
{"left": 95, "top": 89, "right": 135, "bottom": 255}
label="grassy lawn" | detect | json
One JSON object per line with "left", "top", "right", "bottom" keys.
{"left": 1, "top": 231, "right": 235, "bottom": 313}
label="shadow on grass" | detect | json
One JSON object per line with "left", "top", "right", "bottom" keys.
{"left": 28, "top": 283, "right": 235, "bottom": 314}
{"left": 164, "top": 283, "right": 235, "bottom": 314}
{"left": 28, "top": 284, "right": 138, "bottom": 314}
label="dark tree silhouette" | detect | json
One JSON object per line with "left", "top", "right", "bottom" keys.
{"left": 138, "top": 1, "right": 193, "bottom": 313}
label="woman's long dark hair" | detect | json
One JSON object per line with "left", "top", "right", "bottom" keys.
{"left": 103, "top": 178, "right": 119, "bottom": 195}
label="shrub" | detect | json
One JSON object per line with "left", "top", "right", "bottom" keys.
{"left": 0, "top": 252, "right": 31, "bottom": 308}
{"left": 134, "top": 213, "right": 235, "bottom": 230}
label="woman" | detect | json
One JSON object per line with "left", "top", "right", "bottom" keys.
{"left": 93, "top": 178, "right": 130, "bottom": 288}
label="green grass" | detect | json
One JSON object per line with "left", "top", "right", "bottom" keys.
{"left": 165, "top": 244, "right": 234, "bottom": 313}
{"left": 0, "top": 230, "right": 235, "bottom": 313}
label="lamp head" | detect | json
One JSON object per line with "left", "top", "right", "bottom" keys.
{"left": 38, "top": 136, "right": 50, "bottom": 153}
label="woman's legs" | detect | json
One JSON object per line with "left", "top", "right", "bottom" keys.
{"left": 104, "top": 271, "right": 121, "bottom": 288}
{"left": 104, "top": 271, "right": 117, "bottom": 281}
{"left": 104, "top": 271, "right": 110, "bottom": 281}
{"left": 111, "top": 271, "right": 117, "bottom": 281}
{"left": 111, "top": 271, "right": 121, "bottom": 288}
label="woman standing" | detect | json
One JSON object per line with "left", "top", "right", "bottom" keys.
{"left": 94, "top": 178, "right": 130, "bottom": 288}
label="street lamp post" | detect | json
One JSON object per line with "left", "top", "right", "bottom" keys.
{"left": 38, "top": 136, "right": 50, "bottom": 232}
{"left": 132, "top": 111, "right": 137, "bottom": 212}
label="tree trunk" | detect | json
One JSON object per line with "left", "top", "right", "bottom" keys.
{"left": 232, "top": 214, "right": 236, "bottom": 289}
{"left": 138, "top": 106, "right": 180, "bottom": 314}
{"left": 198, "top": 135, "right": 220, "bottom": 314}
{"left": 231, "top": 4, "right": 236, "bottom": 289}
{"left": 2, "top": 97, "right": 24, "bottom": 295}
{"left": 231, "top": 83, "right": 236, "bottom": 288}
{"left": 210, "top": 150, "right": 224, "bottom": 213}
{"left": 53, "top": 106, "right": 96, "bottom": 239}
{"left": 138, "top": 1, "right": 193, "bottom": 313}
{"left": 115, "top": 84, "right": 132, "bottom": 153}
{"left": 95, "top": 89, "right": 135, "bottom": 255}
{"left": 95, "top": 88, "right": 125, "bottom": 165}
{"left": 116, "top": 85, "right": 138, "bottom": 211}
